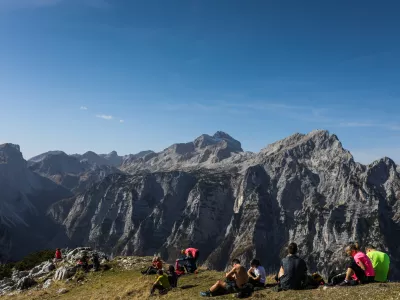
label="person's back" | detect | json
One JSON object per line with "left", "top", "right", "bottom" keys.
{"left": 255, "top": 265, "right": 266, "bottom": 284}
{"left": 279, "top": 243, "right": 307, "bottom": 290}
{"left": 366, "top": 247, "right": 390, "bottom": 282}
{"left": 280, "top": 255, "right": 307, "bottom": 290}
{"left": 157, "top": 273, "right": 171, "bottom": 289}
{"left": 167, "top": 266, "right": 178, "bottom": 288}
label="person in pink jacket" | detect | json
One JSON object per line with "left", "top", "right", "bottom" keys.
{"left": 181, "top": 247, "right": 200, "bottom": 264}
{"left": 339, "top": 242, "right": 375, "bottom": 286}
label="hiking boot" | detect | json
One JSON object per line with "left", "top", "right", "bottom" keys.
{"left": 200, "top": 291, "right": 212, "bottom": 297}
{"left": 338, "top": 281, "right": 351, "bottom": 287}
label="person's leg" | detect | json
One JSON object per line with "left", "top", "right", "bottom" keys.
{"left": 150, "top": 284, "right": 164, "bottom": 295}
{"left": 210, "top": 280, "right": 226, "bottom": 293}
{"left": 345, "top": 267, "right": 355, "bottom": 281}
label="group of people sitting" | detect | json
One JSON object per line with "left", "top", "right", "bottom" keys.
{"left": 143, "top": 247, "right": 200, "bottom": 296}
{"left": 329, "top": 243, "right": 390, "bottom": 286}
{"left": 199, "top": 242, "right": 391, "bottom": 297}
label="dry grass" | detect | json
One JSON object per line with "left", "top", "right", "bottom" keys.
{"left": 4, "top": 258, "right": 400, "bottom": 300}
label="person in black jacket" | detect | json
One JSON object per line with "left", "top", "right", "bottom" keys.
{"left": 276, "top": 243, "right": 308, "bottom": 290}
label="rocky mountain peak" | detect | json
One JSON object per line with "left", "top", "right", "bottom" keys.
{"left": 260, "top": 130, "right": 347, "bottom": 159}
{"left": 0, "top": 143, "right": 25, "bottom": 167}
{"left": 107, "top": 151, "right": 118, "bottom": 157}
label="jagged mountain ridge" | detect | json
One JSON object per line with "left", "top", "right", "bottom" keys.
{"left": 28, "top": 151, "right": 123, "bottom": 194}
{"left": 47, "top": 130, "right": 400, "bottom": 279}
{"left": 0, "top": 144, "right": 73, "bottom": 261}
{"left": 120, "top": 131, "right": 247, "bottom": 173}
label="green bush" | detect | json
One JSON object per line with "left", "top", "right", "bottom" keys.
{"left": 14, "top": 249, "right": 55, "bottom": 271}
{"left": 0, "top": 263, "right": 15, "bottom": 280}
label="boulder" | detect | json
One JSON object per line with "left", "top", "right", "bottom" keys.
{"left": 41, "top": 262, "right": 56, "bottom": 273}
{"left": 43, "top": 279, "right": 52, "bottom": 289}
{"left": 54, "top": 267, "right": 76, "bottom": 281}
{"left": 12, "top": 270, "right": 29, "bottom": 281}
{"left": 57, "top": 288, "right": 68, "bottom": 294}
{"left": 16, "top": 276, "right": 36, "bottom": 290}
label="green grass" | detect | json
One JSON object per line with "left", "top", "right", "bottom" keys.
{"left": 6, "top": 257, "right": 400, "bottom": 300}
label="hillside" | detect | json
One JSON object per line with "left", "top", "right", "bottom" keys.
{"left": 5, "top": 256, "right": 400, "bottom": 300}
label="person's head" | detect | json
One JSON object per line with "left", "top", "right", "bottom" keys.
{"left": 345, "top": 242, "right": 360, "bottom": 257}
{"left": 56, "top": 248, "right": 60, "bottom": 252}
{"left": 168, "top": 265, "right": 175, "bottom": 272}
{"left": 181, "top": 249, "right": 186, "bottom": 255}
{"left": 157, "top": 270, "right": 163, "bottom": 276}
{"left": 365, "top": 245, "right": 376, "bottom": 253}
{"left": 232, "top": 259, "right": 241, "bottom": 266}
{"left": 250, "top": 259, "right": 260, "bottom": 268}
{"left": 288, "top": 243, "right": 298, "bottom": 255}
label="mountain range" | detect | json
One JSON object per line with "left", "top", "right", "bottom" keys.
{"left": 1, "top": 130, "right": 399, "bottom": 279}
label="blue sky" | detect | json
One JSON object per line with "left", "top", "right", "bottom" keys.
{"left": 1, "top": 0, "right": 400, "bottom": 163}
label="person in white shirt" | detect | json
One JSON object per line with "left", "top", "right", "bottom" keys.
{"left": 247, "top": 259, "right": 266, "bottom": 287}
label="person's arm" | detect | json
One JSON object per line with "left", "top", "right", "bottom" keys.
{"left": 278, "top": 266, "right": 284, "bottom": 278}
{"left": 226, "top": 266, "right": 236, "bottom": 278}
{"left": 247, "top": 267, "right": 255, "bottom": 278}
{"left": 357, "top": 260, "right": 366, "bottom": 271}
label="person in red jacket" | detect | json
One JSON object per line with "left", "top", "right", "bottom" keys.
{"left": 141, "top": 256, "right": 163, "bottom": 275}
{"left": 55, "top": 248, "right": 62, "bottom": 259}
{"left": 53, "top": 248, "right": 62, "bottom": 264}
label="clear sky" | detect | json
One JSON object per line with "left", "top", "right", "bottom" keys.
{"left": 1, "top": 0, "right": 399, "bottom": 163}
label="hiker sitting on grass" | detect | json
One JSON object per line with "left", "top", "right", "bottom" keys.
{"left": 200, "top": 259, "right": 248, "bottom": 297}
{"left": 247, "top": 259, "right": 266, "bottom": 288}
{"left": 176, "top": 252, "right": 197, "bottom": 274}
{"left": 337, "top": 243, "right": 375, "bottom": 286}
{"left": 366, "top": 245, "right": 390, "bottom": 283}
{"left": 182, "top": 247, "right": 200, "bottom": 264}
{"left": 167, "top": 265, "right": 178, "bottom": 288}
{"left": 142, "top": 256, "right": 163, "bottom": 275}
{"left": 276, "top": 242, "right": 308, "bottom": 291}
{"left": 150, "top": 270, "right": 171, "bottom": 296}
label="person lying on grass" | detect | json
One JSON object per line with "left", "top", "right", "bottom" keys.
{"left": 200, "top": 259, "right": 248, "bottom": 297}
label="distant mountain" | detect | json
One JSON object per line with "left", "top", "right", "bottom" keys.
{"left": 28, "top": 151, "right": 123, "bottom": 194}
{"left": 120, "top": 131, "right": 245, "bottom": 173}
{"left": 100, "top": 151, "right": 124, "bottom": 167}
{"left": 0, "top": 143, "right": 72, "bottom": 261}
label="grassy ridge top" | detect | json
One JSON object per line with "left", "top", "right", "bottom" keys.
{"left": 5, "top": 257, "right": 400, "bottom": 300}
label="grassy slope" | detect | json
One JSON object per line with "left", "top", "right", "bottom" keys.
{"left": 5, "top": 258, "right": 400, "bottom": 300}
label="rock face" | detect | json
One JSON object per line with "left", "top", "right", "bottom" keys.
{"left": 28, "top": 151, "right": 123, "bottom": 194}
{"left": 0, "top": 144, "right": 73, "bottom": 261}
{"left": 120, "top": 131, "right": 245, "bottom": 173}
{"left": 2, "top": 131, "right": 400, "bottom": 280}
{"left": 48, "top": 131, "right": 400, "bottom": 279}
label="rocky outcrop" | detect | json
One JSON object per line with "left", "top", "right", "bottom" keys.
{"left": 49, "top": 130, "right": 400, "bottom": 279}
